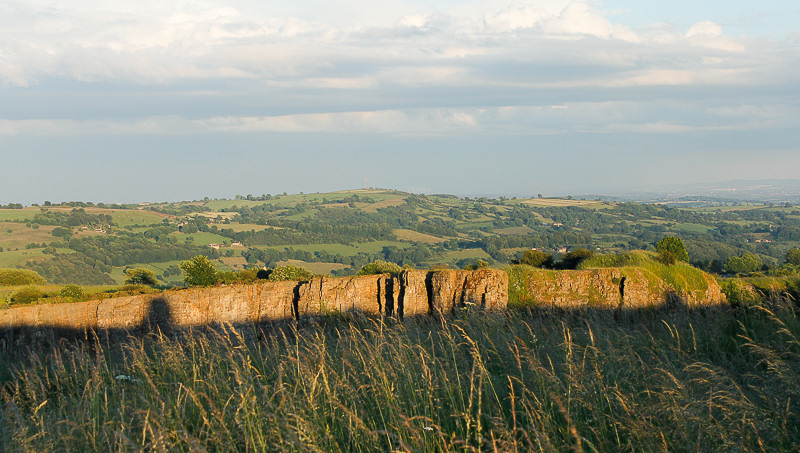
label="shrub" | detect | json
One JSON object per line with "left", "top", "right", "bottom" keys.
{"left": 268, "top": 265, "right": 313, "bottom": 282}
{"left": 461, "top": 259, "right": 489, "bottom": 271}
{"left": 105, "top": 284, "right": 154, "bottom": 298}
{"left": 356, "top": 260, "right": 402, "bottom": 276}
{"left": 51, "top": 227, "right": 71, "bottom": 237}
{"left": 121, "top": 284, "right": 151, "bottom": 292}
{"left": 216, "top": 271, "right": 239, "bottom": 285}
{"left": 217, "top": 268, "right": 261, "bottom": 285}
{"left": 124, "top": 268, "right": 158, "bottom": 286}
{"left": 59, "top": 284, "right": 85, "bottom": 300}
{"left": 518, "top": 250, "right": 553, "bottom": 268}
{"left": 0, "top": 269, "right": 46, "bottom": 286}
{"left": 10, "top": 286, "right": 44, "bottom": 305}
{"left": 720, "top": 279, "right": 760, "bottom": 308}
{"left": 559, "top": 248, "right": 594, "bottom": 269}
{"left": 237, "top": 268, "right": 259, "bottom": 283}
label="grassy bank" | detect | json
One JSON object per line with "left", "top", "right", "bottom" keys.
{"left": 2, "top": 304, "right": 799, "bottom": 452}
{"left": 506, "top": 251, "right": 719, "bottom": 309}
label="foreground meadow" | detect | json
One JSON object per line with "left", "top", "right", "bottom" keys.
{"left": 1, "top": 305, "right": 799, "bottom": 452}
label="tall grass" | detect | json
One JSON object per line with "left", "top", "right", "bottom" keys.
{"left": 2, "top": 306, "right": 799, "bottom": 451}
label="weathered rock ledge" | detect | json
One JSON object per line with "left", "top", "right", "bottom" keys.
{"left": 0, "top": 269, "right": 508, "bottom": 332}
{"left": 515, "top": 267, "right": 725, "bottom": 309}
{"left": 0, "top": 266, "right": 727, "bottom": 343}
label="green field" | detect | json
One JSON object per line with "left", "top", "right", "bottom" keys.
{"left": 0, "top": 222, "right": 56, "bottom": 249}
{"left": 393, "top": 229, "right": 446, "bottom": 243}
{"left": 0, "top": 209, "right": 37, "bottom": 222}
{"left": 168, "top": 231, "right": 232, "bottom": 246}
{"left": 673, "top": 223, "right": 716, "bottom": 233}
{"left": 1, "top": 189, "right": 799, "bottom": 286}
{"left": 109, "top": 260, "right": 187, "bottom": 285}
{"left": 0, "top": 207, "right": 168, "bottom": 227}
{"left": 257, "top": 240, "right": 409, "bottom": 256}
{"left": 438, "top": 248, "right": 492, "bottom": 266}
{"left": 213, "top": 223, "right": 267, "bottom": 233}
{"left": 518, "top": 198, "right": 613, "bottom": 209}
{"left": 0, "top": 249, "right": 46, "bottom": 267}
{"left": 105, "top": 209, "right": 170, "bottom": 227}
{"left": 200, "top": 189, "right": 404, "bottom": 211}
{"left": 0, "top": 283, "right": 128, "bottom": 305}
{"left": 276, "top": 259, "right": 349, "bottom": 274}
{"left": 281, "top": 210, "right": 317, "bottom": 221}
{"left": 495, "top": 226, "right": 536, "bottom": 235}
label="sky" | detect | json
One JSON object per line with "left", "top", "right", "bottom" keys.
{"left": 1, "top": 0, "right": 799, "bottom": 204}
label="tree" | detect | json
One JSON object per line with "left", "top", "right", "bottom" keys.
{"left": 180, "top": 255, "right": 218, "bottom": 287}
{"left": 785, "top": 248, "right": 800, "bottom": 266}
{"left": 724, "top": 252, "right": 762, "bottom": 274}
{"left": 125, "top": 268, "right": 157, "bottom": 286}
{"left": 656, "top": 236, "right": 689, "bottom": 262}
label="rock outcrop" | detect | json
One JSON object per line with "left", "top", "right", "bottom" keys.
{"left": 519, "top": 268, "right": 725, "bottom": 309}
{"left": 0, "top": 269, "right": 509, "bottom": 335}
{"left": 0, "top": 265, "right": 727, "bottom": 345}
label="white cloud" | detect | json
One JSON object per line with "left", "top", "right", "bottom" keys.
{"left": 0, "top": 0, "right": 797, "bottom": 149}
{"left": 485, "top": 2, "right": 549, "bottom": 31}
{"left": 2, "top": 98, "right": 785, "bottom": 138}
{"left": 686, "top": 21, "right": 722, "bottom": 38}
{"left": 0, "top": 109, "right": 479, "bottom": 136}
{"left": 0, "top": 0, "right": 779, "bottom": 88}
{"left": 542, "top": 2, "right": 639, "bottom": 41}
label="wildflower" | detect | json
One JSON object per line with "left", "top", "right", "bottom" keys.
{"left": 115, "top": 375, "right": 140, "bottom": 384}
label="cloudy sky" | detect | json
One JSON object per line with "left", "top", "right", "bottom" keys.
{"left": 1, "top": 0, "right": 798, "bottom": 203}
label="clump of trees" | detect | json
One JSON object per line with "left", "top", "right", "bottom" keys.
{"left": 26, "top": 254, "right": 115, "bottom": 285}
{"left": 724, "top": 252, "right": 763, "bottom": 275}
{"left": 0, "top": 269, "right": 46, "bottom": 286}
{"left": 512, "top": 248, "right": 593, "bottom": 269}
